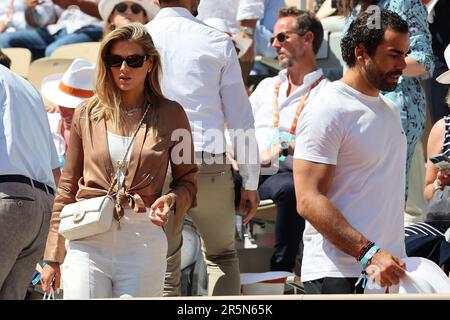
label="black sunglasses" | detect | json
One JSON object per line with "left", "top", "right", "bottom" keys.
{"left": 270, "top": 31, "right": 306, "bottom": 44}
{"left": 105, "top": 54, "right": 149, "bottom": 68}
{"left": 114, "top": 2, "right": 144, "bottom": 15}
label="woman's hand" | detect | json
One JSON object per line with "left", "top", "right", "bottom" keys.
{"left": 150, "top": 194, "right": 175, "bottom": 226}
{"left": 41, "top": 262, "right": 61, "bottom": 294}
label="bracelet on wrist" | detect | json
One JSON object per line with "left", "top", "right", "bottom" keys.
{"left": 355, "top": 240, "right": 372, "bottom": 261}
{"left": 355, "top": 244, "right": 380, "bottom": 289}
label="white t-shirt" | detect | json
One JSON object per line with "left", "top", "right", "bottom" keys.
{"left": 107, "top": 131, "right": 133, "bottom": 189}
{"left": 294, "top": 81, "right": 407, "bottom": 281}
{"left": 0, "top": 65, "right": 60, "bottom": 189}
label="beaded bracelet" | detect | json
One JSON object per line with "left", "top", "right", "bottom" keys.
{"left": 355, "top": 240, "right": 373, "bottom": 261}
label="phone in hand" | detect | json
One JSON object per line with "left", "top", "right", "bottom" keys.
{"left": 429, "top": 154, "right": 450, "bottom": 170}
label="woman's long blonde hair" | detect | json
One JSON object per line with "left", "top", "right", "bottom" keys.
{"left": 84, "top": 22, "right": 164, "bottom": 129}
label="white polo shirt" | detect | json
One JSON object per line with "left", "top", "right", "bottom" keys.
{"left": 250, "top": 68, "right": 329, "bottom": 171}
{"left": 294, "top": 81, "right": 407, "bottom": 281}
{"left": 147, "top": 7, "right": 260, "bottom": 190}
{"left": 0, "top": 66, "right": 60, "bottom": 189}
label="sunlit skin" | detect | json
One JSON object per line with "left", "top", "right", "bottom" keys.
{"left": 109, "top": 2, "right": 148, "bottom": 27}
{"left": 109, "top": 40, "right": 152, "bottom": 99}
{"left": 360, "top": 29, "right": 409, "bottom": 93}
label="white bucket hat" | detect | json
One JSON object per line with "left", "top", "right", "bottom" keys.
{"left": 41, "top": 59, "right": 95, "bottom": 109}
{"left": 203, "top": 18, "right": 252, "bottom": 59}
{"left": 436, "top": 44, "right": 450, "bottom": 84}
{"left": 98, "top": 0, "right": 159, "bottom": 22}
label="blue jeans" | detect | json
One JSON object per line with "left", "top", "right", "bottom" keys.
{"left": 0, "top": 25, "right": 103, "bottom": 60}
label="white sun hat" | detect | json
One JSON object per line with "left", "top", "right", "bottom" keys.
{"left": 203, "top": 18, "right": 252, "bottom": 59}
{"left": 98, "top": 0, "right": 160, "bottom": 22}
{"left": 436, "top": 44, "right": 450, "bottom": 84}
{"left": 41, "top": 59, "right": 95, "bottom": 109}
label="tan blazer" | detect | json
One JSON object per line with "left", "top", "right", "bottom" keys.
{"left": 44, "top": 97, "right": 198, "bottom": 263}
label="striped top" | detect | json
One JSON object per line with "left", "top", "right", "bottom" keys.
{"left": 443, "top": 116, "right": 450, "bottom": 156}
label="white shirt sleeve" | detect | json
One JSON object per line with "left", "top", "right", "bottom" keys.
{"left": 294, "top": 96, "right": 345, "bottom": 165}
{"left": 220, "top": 39, "right": 260, "bottom": 190}
{"left": 237, "top": 0, "right": 265, "bottom": 21}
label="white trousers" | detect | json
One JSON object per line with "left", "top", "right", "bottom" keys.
{"left": 63, "top": 209, "right": 168, "bottom": 299}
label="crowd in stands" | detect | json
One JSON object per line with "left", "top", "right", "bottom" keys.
{"left": 0, "top": 0, "right": 449, "bottom": 299}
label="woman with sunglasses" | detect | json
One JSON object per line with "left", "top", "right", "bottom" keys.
{"left": 40, "top": 22, "right": 198, "bottom": 299}
{"left": 99, "top": 0, "right": 159, "bottom": 33}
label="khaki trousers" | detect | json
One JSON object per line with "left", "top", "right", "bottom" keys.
{"left": 164, "top": 162, "right": 240, "bottom": 296}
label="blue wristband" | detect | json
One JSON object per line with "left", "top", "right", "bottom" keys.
{"left": 361, "top": 244, "right": 380, "bottom": 269}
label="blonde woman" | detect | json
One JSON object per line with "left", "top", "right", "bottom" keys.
{"left": 40, "top": 23, "right": 197, "bottom": 299}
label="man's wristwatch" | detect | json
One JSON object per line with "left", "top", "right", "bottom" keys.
{"left": 240, "top": 26, "right": 255, "bottom": 36}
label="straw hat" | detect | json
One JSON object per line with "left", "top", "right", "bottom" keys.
{"left": 203, "top": 18, "right": 253, "bottom": 59}
{"left": 41, "top": 59, "right": 95, "bottom": 109}
{"left": 98, "top": 0, "right": 159, "bottom": 21}
{"left": 436, "top": 44, "right": 450, "bottom": 84}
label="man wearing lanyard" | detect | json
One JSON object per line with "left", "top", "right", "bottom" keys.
{"left": 234, "top": 8, "right": 328, "bottom": 274}
{"left": 147, "top": 0, "right": 260, "bottom": 296}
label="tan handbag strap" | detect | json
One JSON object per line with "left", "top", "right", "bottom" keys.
{"left": 106, "top": 103, "right": 151, "bottom": 196}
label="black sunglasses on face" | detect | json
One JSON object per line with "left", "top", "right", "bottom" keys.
{"left": 105, "top": 54, "right": 149, "bottom": 68}
{"left": 115, "top": 2, "right": 144, "bottom": 15}
{"left": 270, "top": 31, "right": 305, "bottom": 44}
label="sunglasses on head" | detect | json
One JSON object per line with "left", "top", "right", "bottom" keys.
{"left": 114, "top": 2, "right": 144, "bottom": 15}
{"left": 270, "top": 31, "right": 306, "bottom": 44}
{"left": 105, "top": 54, "right": 149, "bottom": 68}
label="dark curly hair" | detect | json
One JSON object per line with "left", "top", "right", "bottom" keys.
{"left": 341, "top": 9, "right": 408, "bottom": 68}
{"left": 0, "top": 49, "right": 11, "bottom": 69}
{"left": 278, "top": 7, "right": 324, "bottom": 55}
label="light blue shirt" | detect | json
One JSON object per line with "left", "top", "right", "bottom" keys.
{"left": 0, "top": 65, "right": 60, "bottom": 188}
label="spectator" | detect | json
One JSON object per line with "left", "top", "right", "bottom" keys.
{"left": 294, "top": 10, "right": 408, "bottom": 294}
{"left": 234, "top": 8, "right": 329, "bottom": 273}
{"left": 0, "top": 0, "right": 104, "bottom": 60}
{"left": 147, "top": 0, "right": 260, "bottom": 296}
{"left": 0, "top": 65, "right": 61, "bottom": 299}
{"left": 98, "top": 0, "right": 159, "bottom": 34}
{"left": 40, "top": 23, "right": 197, "bottom": 298}
{"left": 405, "top": 44, "right": 450, "bottom": 275}
{"left": 424, "top": 0, "right": 450, "bottom": 124}
{"left": 41, "top": 58, "right": 95, "bottom": 148}
{"left": 0, "top": 49, "right": 11, "bottom": 68}
{"left": 342, "top": 0, "right": 434, "bottom": 200}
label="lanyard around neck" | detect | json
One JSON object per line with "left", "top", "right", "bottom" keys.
{"left": 273, "top": 75, "right": 325, "bottom": 135}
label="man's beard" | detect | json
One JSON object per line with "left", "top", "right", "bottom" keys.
{"left": 277, "top": 52, "right": 293, "bottom": 68}
{"left": 365, "top": 62, "right": 402, "bottom": 92}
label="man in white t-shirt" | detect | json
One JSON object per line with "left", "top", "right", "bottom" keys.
{"left": 234, "top": 8, "right": 329, "bottom": 273}
{"left": 0, "top": 65, "right": 60, "bottom": 299}
{"left": 293, "top": 10, "right": 409, "bottom": 294}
